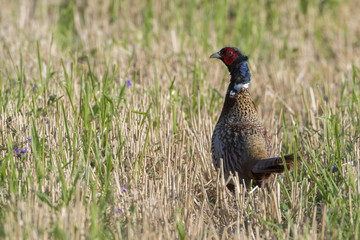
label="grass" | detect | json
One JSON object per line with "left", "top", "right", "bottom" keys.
{"left": 0, "top": 0, "right": 359, "bottom": 239}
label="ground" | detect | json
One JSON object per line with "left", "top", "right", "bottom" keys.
{"left": 0, "top": 0, "right": 359, "bottom": 239}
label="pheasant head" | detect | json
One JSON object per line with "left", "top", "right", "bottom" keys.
{"left": 210, "top": 47, "right": 251, "bottom": 93}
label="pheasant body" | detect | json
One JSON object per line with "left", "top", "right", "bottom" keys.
{"left": 210, "top": 47, "right": 294, "bottom": 189}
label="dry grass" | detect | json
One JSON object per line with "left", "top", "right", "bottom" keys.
{"left": 0, "top": 0, "right": 360, "bottom": 239}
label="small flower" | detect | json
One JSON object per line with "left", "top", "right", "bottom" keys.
{"left": 90, "top": 161, "right": 95, "bottom": 167}
{"left": 328, "top": 164, "right": 338, "bottom": 174}
{"left": 33, "top": 84, "right": 37, "bottom": 90}
{"left": 329, "top": 209, "right": 334, "bottom": 213}
{"left": 27, "top": 137, "right": 32, "bottom": 142}
{"left": 20, "top": 148, "right": 27, "bottom": 154}
{"left": 126, "top": 79, "right": 132, "bottom": 87}
{"left": 122, "top": 187, "right": 126, "bottom": 193}
{"left": 117, "top": 208, "right": 121, "bottom": 213}
{"left": 13, "top": 149, "right": 20, "bottom": 154}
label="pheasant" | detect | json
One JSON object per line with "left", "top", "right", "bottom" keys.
{"left": 210, "top": 47, "right": 295, "bottom": 190}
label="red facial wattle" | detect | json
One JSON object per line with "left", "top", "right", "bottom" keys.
{"left": 221, "top": 49, "right": 238, "bottom": 66}
{"left": 224, "top": 55, "right": 236, "bottom": 65}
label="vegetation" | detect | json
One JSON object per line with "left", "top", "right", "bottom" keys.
{"left": 0, "top": 0, "right": 359, "bottom": 238}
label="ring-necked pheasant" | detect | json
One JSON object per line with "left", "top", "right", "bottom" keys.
{"left": 210, "top": 47, "right": 295, "bottom": 190}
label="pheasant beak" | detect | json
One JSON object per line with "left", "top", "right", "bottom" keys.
{"left": 210, "top": 52, "right": 222, "bottom": 59}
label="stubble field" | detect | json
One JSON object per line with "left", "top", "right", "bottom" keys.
{"left": 0, "top": 0, "right": 360, "bottom": 239}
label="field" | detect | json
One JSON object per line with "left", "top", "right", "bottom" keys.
{"left": 0, "top": 0, "right": 360, "bottom": 239}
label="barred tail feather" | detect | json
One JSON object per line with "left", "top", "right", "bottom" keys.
{"left": 252, "top": 153, "right": 294, "bottom": 174}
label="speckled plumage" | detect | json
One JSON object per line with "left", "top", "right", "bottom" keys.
{"left": 211, "top": 88, "right": 272, "bottom": 187}
{"left": 210, "top": 47, "right": 295, "bottom": 189}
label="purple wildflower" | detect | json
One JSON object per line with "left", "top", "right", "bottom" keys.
{"left": 328, "top": 164, "right": 338, "bottom": 174}
{"left": 27, "top": 137, "right": 32, "bottom": 142}
{"left": 13, "top": 149, "right": 20, "bottom": 154}
{"left": 33, "top": 84, "right": 37, "bottom": 90}
{"left": 20, "top": 148, "right": 27, "bottom": 154}
{"left": 126, "top": 79, "right": 132, "bottom": 87}
{"left": 122, "top": 187, "right": 126, "bottom": 193}
{"left": 117, "top": 208, "right": 121, "bottom": 213}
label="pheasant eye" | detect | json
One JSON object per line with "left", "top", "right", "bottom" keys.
{"left": 227, "top": 51, "right": 233, "bottom": 57}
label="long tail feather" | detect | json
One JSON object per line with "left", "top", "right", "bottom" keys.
{"left": 252, "top": 153, "right": 294, "bottom": 174}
